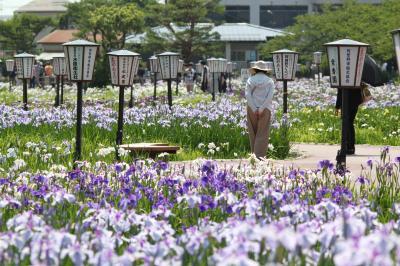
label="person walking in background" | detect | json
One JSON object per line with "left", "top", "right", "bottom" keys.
{"left": 184, "top": 62, "right": 195, "bottom": 93}
{"left": 200, "top": 60, "right": 209, "bottom": 92}
{"left": 218, "top": 72, "right": 227, "bottom": 93}
{"left": 335, "top": 83, "right": 364, "bottom": 155}
{"left": 245, "top": 61, "right": 275, "bottom": 159}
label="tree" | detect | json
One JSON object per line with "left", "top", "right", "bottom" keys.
{"left": 259, "top": 0, "right": 400, "bottom": 64}
{"left": 143, "top": 0, "right": 224, "bottom": 62}
{"left": 64, "top": 0, "right": 146, "bottom": 86}
{"left": 0, "top": 14, "right": 55, "bottom": 54}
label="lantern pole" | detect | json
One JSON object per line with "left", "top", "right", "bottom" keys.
{"left": 317, "top": 64, "right": 320, "bottom": 85}
{"left": 283, "top": 80, "right": 288, "bottom": 114}
{"left": 23, "top": 79, "right": 28, "bottom": 111}
{"left": 55, "top": 75, "right": 60, "bottom": 107}
{"left": 60, "top": 76, "right": 64, "bottom": 104}
{"left": 167, "top": 79, "right": 173, "bottom": 108}
{"left": 75, "top": 81, "right": 83, "bottom": 161}
{"left": 116, "top": 85, "right": 125, "bottom": 146}
{"left": 153, "top": 73, "right": 157, "bottom": 101}
{"left": 336, "top": 88, "right": 350, "bottom": 171}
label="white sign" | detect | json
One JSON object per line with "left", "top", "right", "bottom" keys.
{"left": 109, "top": 55, "right": 119, "bottom": 85}
{"left": 53, "top": 57, "right": 67, "bottom": 76}
{"left": 6, "top": 60, "right": 14, "bottom": 72}
{"left": 355, "top": 47, "right": 367, "bottom": 87}
{"left": 339, "top": 47, "right": 358, "bottom": 87}
{"left": 394, "top": 33, "right": 400, "bottom": 74}
{"left": 83, "top": 46, "right": 97, "bottom": 81}
{"left": 327, "top": 46, "right": 339, "bottom": 87}
{"left": 241, "top": 68, "right": 249, "bottom": 81}
{"left": 15, "top": 59, "right": 23, "bottom": 79}
{"left": 14, "top": 57, "right": 34, "bottom": 79}
{"left": 66, "top": 46, "right": 83, "bottom": 81}
{"left": 273, "top": 53, "right": 282, "bottom": 80}
{"left": 159, "top": 55, "right": 178, "bottom": 80}
{"left": 129, "top": 57, "right": 140, "bottom": 84}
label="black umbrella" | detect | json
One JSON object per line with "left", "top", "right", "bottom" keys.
{"left": 362, "top": 55, "right": 386, "bottom": 86}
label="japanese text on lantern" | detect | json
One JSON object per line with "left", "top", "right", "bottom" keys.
{"left": 345, "top": 49, "right": 351, "bottom": 84}
{"left": 16, "top": 60, "right": 23, "bottom": 78}
{"left": 273, "top": 54, "right": 282, "bottom": 80}
{"left": 121, "top": 57, "right": 127, "bottom": 85}
{"left": 327, "top": 47, "right": 339, "bottom": 86}
{"left": 110, "top": 56, "right": 118, "bottom": 85}
{"left": 355, "top": 47, "right": 366, "bottom": 86}
{"left": 283, "top": 54, "right": 289, "bottom": 79}
{"left": 85, "top": 48, "right": 92, "bottom": 80}
{"left": 72, "top": 47, "right": 78, "bottom": 80}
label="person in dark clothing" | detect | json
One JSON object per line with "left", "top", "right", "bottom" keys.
{"left": 200, "top": 60, "right": 209, "bottom": 92}
{"left": 335, "top": 85, "right": 364, "bottom": 155}
{"left": 218, "top": 72, "right": 227, "bottom": 93}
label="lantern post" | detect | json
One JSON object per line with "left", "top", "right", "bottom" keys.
{"left": 324, "top": 39, "right": 369, "bottom": 170}
{"left": 314, "top": 51, "right": 322, "bottom": 85}
{"left": 14, "top": 53, "right": 35, "bottom": 111}
{"left": 52, "top": 56, "right": 67, "bottom": 106}
{"left": 108, "top": 50, "right": 140, "bottom": 158}
{"left": 157, "top": 52, "right": 180, "bottom": 108}
{"left": 391, "top": 29, "right": 400, "bottom": 75}
{"left": 207, "top": 57, "right": 219, "bottom": 101}
{"left": 149, "top": 55, "right": 159, "bottom": 101}
{"left": 5, "top": 59, "right": 14, "bottom": 91}
{"left": 271, "top": 49, "right": 299, "bottom": 114}
{"left": 63, "top": 39, "right": 99, "bottom": 161}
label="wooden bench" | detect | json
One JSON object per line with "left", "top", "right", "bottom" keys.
{"left": 119, "top": 143, "right": 180, "bottom": 159}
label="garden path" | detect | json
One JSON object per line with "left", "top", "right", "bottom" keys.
{"left": 172, "top": 143, "right": 400, "bottom": 176}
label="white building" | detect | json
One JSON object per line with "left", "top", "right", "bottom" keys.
{"left": 221, "top": 0, "right": 382, "bottom": 28}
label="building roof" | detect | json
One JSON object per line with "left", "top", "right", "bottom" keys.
{"left": 15, "top": 0, "right": 74, "bottom": 13}
{"left": 211, "top": 23, "right": 286, "bottom": 42}
{"left": 37, "top": 29, "right": 79, "bottom": 44}
{"left": 126, "top": 23, "right": 287, "bottom": 44}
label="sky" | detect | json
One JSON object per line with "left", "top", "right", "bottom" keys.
{"left": 0, "top": 0, "right": 31, "bottom": 17}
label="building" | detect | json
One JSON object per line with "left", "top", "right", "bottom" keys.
{"left": 125, "top": 23, "right": 287, "bottom": 69}
{"left": 36, "top": 29, "right": 79, "bottom": 60}
{"left": 221, "top": 0, "right": 381, "bottom": 28}
{"left": 14, "top": 0, "right": 75, "bottom": 17}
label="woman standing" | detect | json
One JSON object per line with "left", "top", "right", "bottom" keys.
{"left": 245, "top": 61, "right": 275, "bottom": 158}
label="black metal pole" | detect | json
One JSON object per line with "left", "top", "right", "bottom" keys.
{"left": 60, "top": 76, "right": 64, "bottom": 105}
{"left": 129, "top": 86, "right": 133, "bottom": 108}
{"left": 74, "top": 82, "right": 83, "bottom": 161}
{"left": 116, "top": 86, "right": 125, "bottom": 160}
{"left": 175, "top": 77, "right": 179, "bottom": 95}
{"left": 212, "top": 73, "right": 215, "bottom": 101}
{"left": 283, "top": 80, "right": 288, "bottom": 114}
{"left": 55, "top": 75, "right": 60, "bottom": 107}
{"left": 167, "top": 79, "right": 172, "bottom": 108}
{"left": 317, "top": 64, "right": 320, "bottom": 85}
{"left": 153, "top": 73, "right": 157, "bottom": 101}
{"left": 336, "top": 88, "right": 349, "bottom": 171}
{"left": 229, "top": 73, "right": 231, "bottom": 90}
{"left": 23, "top": 79, "right": 28, "bottom": 111}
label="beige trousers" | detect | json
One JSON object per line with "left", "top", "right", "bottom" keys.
{"left": 247, "top": 106, "right": 271, "bottom": 158}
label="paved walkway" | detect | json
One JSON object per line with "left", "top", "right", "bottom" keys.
{"left": 173, "top": 143, "right": 400, "bottom": 175}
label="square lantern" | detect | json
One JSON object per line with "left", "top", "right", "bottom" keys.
{"left": 314, "top": 51, "right": 322, "bottom": 65}
{"left": 149, "top": 55, "right": 159, "bottom": 73}
{"left": 323, "top": 39, "right": 369, "bottom": 88}
{"left": 63, "top": 39, "right": 99, "bottom": 82}
{"left": 217, "top": 58, "right": 227, "bottom": 73}
{"left": 14, "top": 53, "right": 35, "bottom": 79}
{"left": 157, "top": 52, "right": 180, "bottom": 80}
{"left": 392, "top": 29, "right": 400, "bottom": 73}
{"left": 52, "top": 56, "right": 67, "bottom": 76}
{"left": 6, "top": 60, "right": 14, "bottom": 72}
{"left": 226, "top": 62, "right": 233, "bottom": 73}
{"left": 178, "top": 59, "right": 184, "bottom": 74}
{"left": 271, "top": 49, "right": 299, "bottom": 81}
{"left": 108, "top": 50, "right": 140, "bottom": 86}
{"left": 207, "top": 57, "right": 219, "bottom": 73}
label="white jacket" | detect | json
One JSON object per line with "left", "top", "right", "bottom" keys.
{"left": 245, "top": 73, "right": 275, "bottom": 112}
